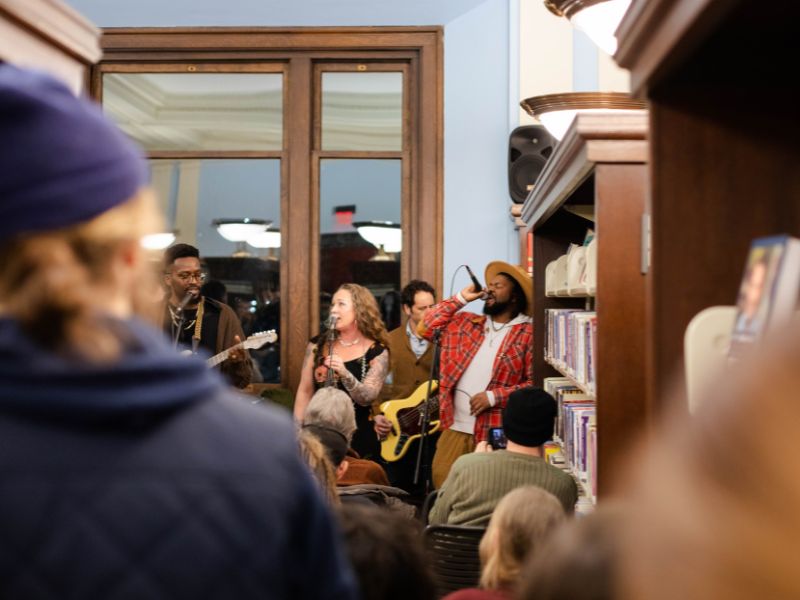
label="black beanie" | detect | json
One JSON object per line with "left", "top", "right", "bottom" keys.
{"left": 303, "top": 424, "right": 349, "bottom": 467}
{"left": 502, "top": 387, "right": 556, "bottom": 447}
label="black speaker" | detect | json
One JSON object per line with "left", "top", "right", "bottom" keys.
{"left": 508, "top": 125, "right": 555, "bottom": 203}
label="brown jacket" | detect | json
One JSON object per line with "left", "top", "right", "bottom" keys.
{"left": 380, "top": 324, "right": 434, "bottom": 401}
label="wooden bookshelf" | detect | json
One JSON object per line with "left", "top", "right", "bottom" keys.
{"left": 544, "top": 357, "right": 595, "bottom": 398}
{"left": 522, "top": 112, "right": 649, "bottom": 498}
{"left": 616, "top": 0, "right": 800, "bottom": 411}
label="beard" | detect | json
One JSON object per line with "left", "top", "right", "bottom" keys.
{"left": 483, "top": 297, "right": 512, "bottom": 316}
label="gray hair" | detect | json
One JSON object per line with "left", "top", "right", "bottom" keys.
{"left": 304, "top": 387, "right": 357, "bottom": 443}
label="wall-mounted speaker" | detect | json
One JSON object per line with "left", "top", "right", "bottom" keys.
{"left": 508, "top": 125, "right": 555, "bottom": 203}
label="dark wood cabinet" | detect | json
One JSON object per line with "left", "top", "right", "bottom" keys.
{"left": 616, "top": 0, "right": 800, "bottom": 411}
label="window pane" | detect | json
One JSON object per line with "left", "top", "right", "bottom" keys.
{"left": 104, "top": 73, "right": 282, "bottom": 152}
{"left": 151, "top": 158, "right": 281, "bottom": 383}
{"left": 321, "top": 72, "right": 403, "bottom": 151}
{"left": 319, "top": 159, "right": 402, "bottom": 330}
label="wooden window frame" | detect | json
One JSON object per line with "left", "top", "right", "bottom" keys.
{"left": 93, "top": 27, "right": 443, "bottom": 392}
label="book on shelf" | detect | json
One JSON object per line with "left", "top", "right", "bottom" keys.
{"left": 729, "top": 235, "right": 800, "bottom": 359}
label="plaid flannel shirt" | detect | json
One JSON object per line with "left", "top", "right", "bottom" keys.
{"left": 418, "top": 295, "right": 533, "bottom": 442}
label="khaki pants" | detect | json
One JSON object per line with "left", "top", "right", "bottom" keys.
{"left": 431, "top": 429, "right": 474, "bottom": 489}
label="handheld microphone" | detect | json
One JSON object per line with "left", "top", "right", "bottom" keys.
{"left": 465, "top": 265, "right": 483, "bottom": 293}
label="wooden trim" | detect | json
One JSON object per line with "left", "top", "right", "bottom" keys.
{"left": 615, "top": 0, "right": 738, "bottom": 97}
{"left": 0, "top": 0, "right": 100, "bottom": 64}
{"left": 96, "top": 62, "right": 286, "bottom": 73}
{"left": 145, "top": 151, "right": 284, "bottom": 160}
{"left": 286, "top": 56, "right": 314, "bottom": 393}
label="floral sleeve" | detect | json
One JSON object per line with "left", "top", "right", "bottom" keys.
{"left": 340, "top": 349, "right": 389, "bottom": 406}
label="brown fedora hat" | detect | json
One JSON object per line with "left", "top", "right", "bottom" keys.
{"left": 484, "top": 261, "right": 533, "bottom": 317}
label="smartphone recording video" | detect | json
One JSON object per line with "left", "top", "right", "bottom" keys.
{"left": 489, "top": 427, "right": 507, "bottom": 450}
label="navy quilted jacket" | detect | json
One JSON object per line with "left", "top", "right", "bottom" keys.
{"left": 0, "top": 318, "right": 359, "bottom": 600}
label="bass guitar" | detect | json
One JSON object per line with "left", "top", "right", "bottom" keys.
{"left": 378, "top": 380, "right": 439, "bottom": 463}
{"left": 206, "top": 330, "right": 278, "bottom": 368}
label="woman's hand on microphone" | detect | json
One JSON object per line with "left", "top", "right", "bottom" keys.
{"left": 323, "top": 354, "right": 347, "bottom": 376}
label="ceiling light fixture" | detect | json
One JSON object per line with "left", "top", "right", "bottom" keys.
{"left": 140, "top": 231, "right": 177, "bottom": 250}
{"left": 544, "top": 0, "right": 632, "bottom": 55}
{"left": 213, "top": 218, "right": 271, "bottom": 257}
{"left": 520, "top": 92, "right": 645, "bottom": 140}
{"left": 353, "top": 221, "right": 402, "bottom": 261}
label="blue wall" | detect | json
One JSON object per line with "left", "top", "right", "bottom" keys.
{"left": 443, "top": 0, "right": 514, "bottom": 295}
{"left": 67, "top": 0, "right": 517, "bottom": 291}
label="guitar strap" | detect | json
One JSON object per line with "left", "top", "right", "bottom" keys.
{"left": 191, "top": 298, "right": 204, "bottom": 354}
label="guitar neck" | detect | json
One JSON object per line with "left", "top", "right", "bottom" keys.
{"left": 207, "top": 345, "right": 237, "bottom": 368}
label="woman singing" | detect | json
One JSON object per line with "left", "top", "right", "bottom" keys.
{"left": 294, "top": 284, "right": 390, "bottom": 460}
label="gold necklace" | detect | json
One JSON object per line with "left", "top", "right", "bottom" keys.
{"left": 338, "top": 336, "right": 361, "bottom": 348}
{"left": 169, "top": 305, "right": 196, "bottom": 331}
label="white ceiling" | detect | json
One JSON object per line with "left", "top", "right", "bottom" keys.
{"left": 65, "top": 0, "right": 490, "bottom": 27}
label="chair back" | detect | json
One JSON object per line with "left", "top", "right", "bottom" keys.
{"left": 423, "top": 524, "right": 485, "bottom": 597}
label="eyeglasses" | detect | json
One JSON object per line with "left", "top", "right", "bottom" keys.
{"left": 171, "top": 271, "right": 207, "bottom": 283}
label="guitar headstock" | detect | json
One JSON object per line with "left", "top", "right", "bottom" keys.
{"left": 242, "top": 330, "right": 278, "bottom": 350}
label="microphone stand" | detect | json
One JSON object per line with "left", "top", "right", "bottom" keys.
{"left": 172, "top": 307, "right": 186, "bottom": 350}
{"left": 413, "top": 328, "right": 441, "bottom": 494}
{"left": 324, "top": 317, "right": 338, "bottom": 388}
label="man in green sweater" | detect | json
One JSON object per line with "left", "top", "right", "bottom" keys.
{"left": 429, "top": 387, "right": 577, "bottom": 526}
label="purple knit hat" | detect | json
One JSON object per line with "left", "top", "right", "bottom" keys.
{"left": 0, "top": 64, "right": 148, "bottom": 242}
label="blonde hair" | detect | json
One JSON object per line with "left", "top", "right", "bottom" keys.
{"left": 0, "top": 188, "right": 163, "bottom": 361}
{"left": 297, "top": 428, "right": 340, "bottom": 506}
{"left": 479, "top": 486, "right": 566, "bottom": 590}
{"left": 337, "top": 283, "right": 390, "bottom": 349}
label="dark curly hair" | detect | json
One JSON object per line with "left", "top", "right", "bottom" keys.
{"left": 400, "top": 280, "right": 436, "bottom": 309}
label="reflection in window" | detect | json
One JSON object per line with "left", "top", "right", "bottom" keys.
{"left": 103, "top": 73, "right": 282, "bottom": 152}
{"left": 319, "top": 159, "right": 402, "bottom": 331}
{"left": 321, "top": 72, "right": 403, "bottom": 151}
{"left": 150, "top": 159, "right": 282, "bottom": 382}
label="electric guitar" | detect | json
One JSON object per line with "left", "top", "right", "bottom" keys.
{"left": 206, "top": 330, "right": 278, "bottom": 368}
{"left": 379, "top": 380, "right": 440, "bottom": 463}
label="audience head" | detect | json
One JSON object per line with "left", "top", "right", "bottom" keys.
{"left": 303, "top": 423, "right": 349, "bottom": 476}
{"left": 0, "top": 64, "right": 160, "bottom": 360}
{"left": 338, "top": 502, "right": 437, "bottom": 600}
{"left": 503, "top": 387, "right": 557, "bottom": 449}
{"left": 617, "top": 323, "right": 800, "bottom": 600}
{"left": 304, "top": 387, "right": 357, "bottom": 444}
{"left": 297, "top": 428, "right": 340, "bottom": 506}
{"left": 480, "top": 486, "right": 566, "bottom": 592}
{"left": 332, "top": 283, "right": 390, "bottom": 347}
{"left": 517, "top": 504, "right": 624, "bottom": 600}
{"left": 400, "top": 280, "right": 436, "bottom": 329}
{"left": 200, "top": 279, "right": 228, "bottom": 304}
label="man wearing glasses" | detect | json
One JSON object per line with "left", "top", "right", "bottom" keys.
{"left": 162, "top": 243, "right": 252, "bottom": 388}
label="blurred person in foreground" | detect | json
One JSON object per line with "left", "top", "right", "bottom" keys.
{"left": 339, "top": 502, "right": 437, "bottom": 600}
{"left": 516, "top": 504, "right": 624, "bottom": 600}
{"left": 0, "top": 64, "right": 356, "bottom": 600}
{"left": 616, "top": 323, "right": 800, "bottom": 600}
{"left": 444, "top": 486, "right": 566, "bottom": 600}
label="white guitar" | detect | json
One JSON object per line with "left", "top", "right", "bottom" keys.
{"left": 206, "top": 330, "right": 278, "bottom": 368}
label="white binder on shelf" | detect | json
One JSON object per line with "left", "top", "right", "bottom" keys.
{"left": 684, "top": 305, "right": 736, "bottom": 413}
